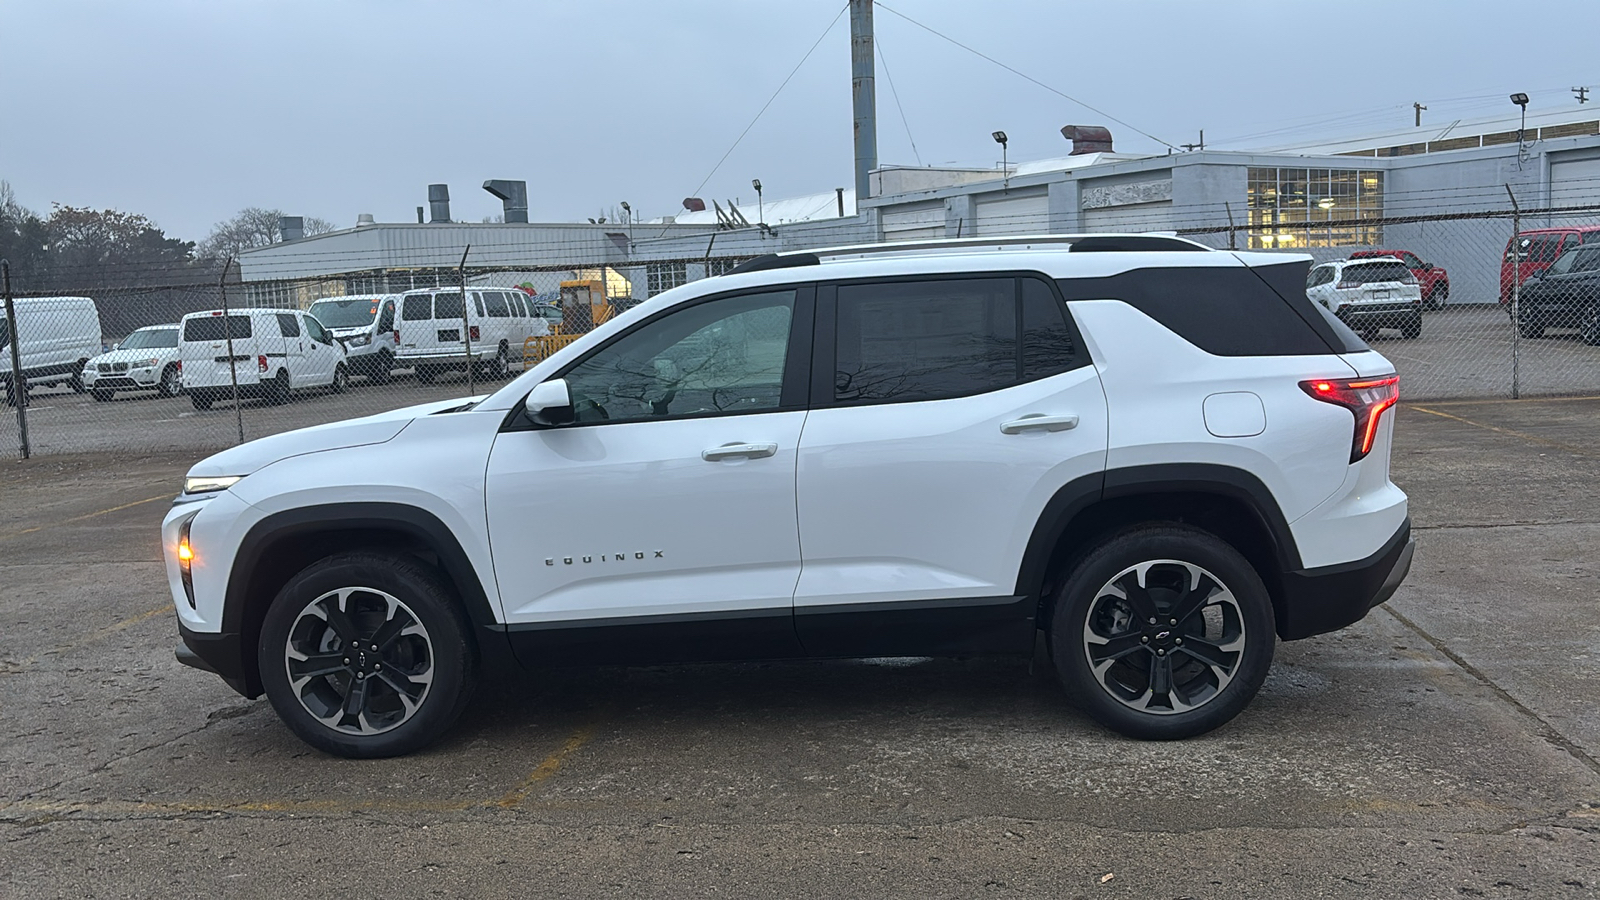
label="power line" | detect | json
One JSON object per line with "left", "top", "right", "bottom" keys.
{"left": 875, "top": 2, "right": 1176, "bottom": 151}
{"left": 875, "top": 34, "right": 923, "bottom": 167}
{"left": 684, "top": 2, "right": 849, "bottom": 205}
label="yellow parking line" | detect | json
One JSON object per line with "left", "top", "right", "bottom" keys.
{"left": 0, "top": 493, "right": 171, "bottom": 542}
{"left": 1407, "top": 404, "right": 1600, "bottom": 459}
{"left": 494, "top": 723, "right": 599, "bottom": 808}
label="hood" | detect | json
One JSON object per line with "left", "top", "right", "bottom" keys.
{"left": 186, "top": 395, "right": 486, "bottom": 479}
{"left": 90, "top": 347, "right": 176, "bottom": 365}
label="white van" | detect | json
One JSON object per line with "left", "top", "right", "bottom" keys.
{"left": 306, "top": 294, "right": 400, "bottom": 383}
{"left": 395, "top": 287, "right": 547, "bottom": 382}
{"left": 0, "top": 296, "right": 103, "bottom": 406}
{"left": 178, "top": 308, "right": 349, "bottom": 410}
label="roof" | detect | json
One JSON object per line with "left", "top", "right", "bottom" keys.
{"left": 1252, "top": 107, "right": 1600, "bottom": 157}
{"left": 667, "top": 188, "right": 856, "bottom": 226}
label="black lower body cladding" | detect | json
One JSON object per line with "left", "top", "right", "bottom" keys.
{"left": 1276, "top": 518, "right": 1412, "bottom": 640}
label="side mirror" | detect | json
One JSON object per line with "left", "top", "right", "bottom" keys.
{"left": 524, "top": 378, "right": 573, "bottom": 426}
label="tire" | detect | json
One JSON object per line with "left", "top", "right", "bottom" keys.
{"left": 368, "top": 351, "right": 393, "bottom": 385}
{"left": 1049, "top": 525, "right": 1276, "bottom": 740}
{"left": 190, "top": 390, "right": 213, "bottom": 410}
{"left": 331, "top": 363, "right": 349, "bottom": 394}
{"left": 257, "top": 552, "right": 477, "bottom": 758}
{"left": 1401, "top": 313, "right": 1421, "bottom": 340}
{"left": 1425, "top": 286, "right": 1446, "bottom": 311}
{"left": 159, "top": 364, "right": 182, "bottom": 397}
{"left": 68, "top": 366, "right": 87, "bottom": 393}
{"left": 270, "top": 369, "right": 292, "bottom": 404}
{"left": 91, "top": 389, "right": 114, "bottom": 403}
{"left": 1580, "top": 305, "right": 1600, "bottom": 347}
{"left": 1518, "top": 320, "right": 1545, "bottom": 339}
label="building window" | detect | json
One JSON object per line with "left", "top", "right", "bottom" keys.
{"left": 647, "top": 261, "right": 688, "bottom": 295}
{"left": 1247, "top": 167, "right": 1383, "bottom": 249}
{"left": 707, "top": 257, "right": 741, "bottom": 277}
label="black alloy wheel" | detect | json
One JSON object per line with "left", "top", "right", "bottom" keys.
{"left": 1051, "top": 525, "right": 1275, "bottom": 740}
{"left": 258, "top": 552, "right": 476, "bottom": 758}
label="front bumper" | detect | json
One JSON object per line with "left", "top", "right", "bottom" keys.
{"left": 177, "top": 622, "right": 257, "bottom": 698}
{"left": 84, "top": 369, "right": 160, "bottom": 389}
{"left": 1276, "top": 518, "right": 1414, "bottom": 640}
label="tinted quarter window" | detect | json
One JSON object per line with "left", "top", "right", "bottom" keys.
{"left": 1059, "top": 265, "right": 1340, "bottom": 357}
{"left": 184, "top": 315, "right": 253, "bottom": 341}
{"left": 435, "top": 292, "right": 465, "bottom": 320}
{"left": 835, "top": 278, "right": 1016, "bottom": 404}
{"left": 275, "top": 313, "right": 301, "bottom": 338}
{"left": 563, "top": 290, "right": 796, "bottom": 423}
{"left": 402, "top": 295, "right": 432, "bottom": 321}
{"left": 1021, "top": 277, "right": 1078, "bottom": 380}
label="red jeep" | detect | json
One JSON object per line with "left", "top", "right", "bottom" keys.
{"left": 1350, "top": 250, "right": 1450, "bottom": 310}
{"left": 1500, "top": 226, "right": 1600, "bottom": 303}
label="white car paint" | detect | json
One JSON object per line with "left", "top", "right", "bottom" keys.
{"left": 81, "top": 325, "right": 182, "bottom": 397}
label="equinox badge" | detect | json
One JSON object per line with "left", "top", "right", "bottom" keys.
{"left": 547, "top": 550, "right": 665, "bottom": 565}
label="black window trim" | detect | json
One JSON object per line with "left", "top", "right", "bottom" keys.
{"left": 810, "top": 271, "right": 1091, "bottom": 411}
{"left": 502, "top": 283, "right": 816, "bottom": 433}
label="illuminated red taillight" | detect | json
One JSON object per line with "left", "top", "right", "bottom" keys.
{"left": 469, "top": 325, "right": 481, "bottom": 341}
{"left": 257, "top": 355, "right": 268, "bottom": 374}
{"left": 1301, "top": 375, "right": 1400, "bottom": 463}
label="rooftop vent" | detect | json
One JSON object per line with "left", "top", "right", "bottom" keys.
{"left": 278, "top": 216, "right": 304, "bottom": 242}
{"left": 428, "top": 184, "right": 451, "bottom": 223}
{"left": 356, "top": 213, "right": 375, "bottom": 227}
{"left": 482, "top": 180, "right": 529, "bottom": 223}
{"left": 1060, "top": 125, "right": 1113, "bottom": 155}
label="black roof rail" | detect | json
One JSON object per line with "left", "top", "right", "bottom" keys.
{"left": 725, "top": 253, "right": 820, "bottom": 275}
{"left": 1068, "top": 236, "right": 1206, "bottom": 253}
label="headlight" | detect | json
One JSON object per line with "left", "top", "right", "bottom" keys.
{"left": 183, "top": 475, "right": 243, "bottom": 494}
{"left": 138, "top": 357, "right": 160, "bottom": 368}
{"left": 348, "top": 335, "right": 370, "bottom": 346}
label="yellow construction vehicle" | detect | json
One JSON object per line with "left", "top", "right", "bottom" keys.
{"left": 522, "top": 278, "right": 614, "bottom": 365}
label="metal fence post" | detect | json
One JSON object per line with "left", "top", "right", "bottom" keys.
{"left": 220, "top": 258, "right": 245, "bottom": 443}
{"left": 458, "top": 245, "right": 473, "bottom": 396}
{"left": 2, "top": 260, "right": 30, "bottom": 459}
{"left": 1505, "top": 185, "right": 1521, "bottom": 400}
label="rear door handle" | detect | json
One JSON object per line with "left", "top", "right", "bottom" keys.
{"left": 702, "top": 442, "right": 779, "bottom": 461}
{"left": 1000, "top": 414, "right": 1079, "bottom": 435}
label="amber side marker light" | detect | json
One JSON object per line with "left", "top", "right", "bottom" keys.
{"left": 177, "top": 520, "right": 197, "bottom": 608}
{"left": 1300, "top": 375, "right": 1400, "bottom": 462}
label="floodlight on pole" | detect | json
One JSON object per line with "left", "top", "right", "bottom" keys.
{"left": 992, "top": 131, "right": 1009, "bottom": 190}
{"left": 1511, "top": 92, "right": 1530, "bottom": 148}
{"left": 752, "top": 179, "right": 764, "bottom": 226}
{"left": 620, "top": 201, "right": 632, "bottom": 245}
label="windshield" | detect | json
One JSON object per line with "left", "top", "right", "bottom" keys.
{"left": 120, "top": 327, "right": 178, "bottom": 349}
{"left": 308, "top": 298, "right": 381, "bottom": 328}
{"left": 1545, "top": 246, "right": 1600, "bottom": 277}
{"left": 1508, "top": 234, "right": 1566, "bottom": 263}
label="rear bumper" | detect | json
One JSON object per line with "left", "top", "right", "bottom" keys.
{"left": 1276, "top": 518, "right": 1413, "bottom": 640}
{"left": 176, "top": 622, "right": 257, "bottom": 698}
{"left": 1336, "top": 303, "right": 1420, "bottom": 326}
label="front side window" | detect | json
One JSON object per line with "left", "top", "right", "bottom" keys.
{"left": 562, "top": 290, "right": 796, "bottom": 424}
{"left": 834, "top": 278, "right": 1017, "bottom": 404}
{"left": 304, "top": 315, "right": 331, "bottom": 344}
{"left": 276, "top": 313, "right": 302, "bottom": 338}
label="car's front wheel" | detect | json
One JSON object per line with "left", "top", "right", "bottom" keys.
{"left": 258, "top": 552, "right": 477, "bottom": 758}
{"left": 331, "top": 363, "right": 349, "bottom": 393}
{"left": 159, "top": 364, "right": 182, "bottom": 397}
{"left": 1050, "top": 525, "right": 1275, "bottom": 740}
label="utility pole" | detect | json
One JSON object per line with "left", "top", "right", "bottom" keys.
{"left": 1414, "top": 102, "right": 1427, "bottom": 127}
{"left": 1180, "top": 129, "right": 1205, "bottom": 152}
{"left": 849, "top": 0, "right": 878, "bottom": 202}
{"left": 1575, "top": 86, "right": 1590, "bottom": 104}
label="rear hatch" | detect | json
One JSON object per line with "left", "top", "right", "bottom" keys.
{"left": 399, "top": 291, "right": 477, "bottom": 357}
{"left": 181, "top": 314, "right": 263, "bottom": 387}
{"left": 1335, "top": 261, "right": 1420, "bottom": 307}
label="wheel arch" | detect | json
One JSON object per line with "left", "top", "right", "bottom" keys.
{"left": 1016, "top": 464, "right": 1302, "bottom": 634}
{"left": 222, "top": 502, "right": 508, "bottom": 697}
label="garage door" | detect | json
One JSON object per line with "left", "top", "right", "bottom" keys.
{"left": 882, "top": 201, "right": 945, "bottom": 242}
{"left": 974, "top": 189, "right": 1048, "bottom": 235}
{"left": 1550, "top": 156, "right": 1600, "bottom": 208}
{"left": 1083, "top": 201, "right": 1174, "bottom": 234}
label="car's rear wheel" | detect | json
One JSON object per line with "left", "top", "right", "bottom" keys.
{"left": 269, "top": 369, "right": 292, "bottom": 404}
{"left": 159, "top": 364, "right": 182, "bottom": 397}
{"left": 1580, "top": 305, "right": 1600, "bottom": 346}
{"left": 331, "top": 363, "right": 349, "bottom": 393}
{"left": 1050, "top": 525, "right": 1275, "bottom": 740}
{"left": 68, "top": 366, "right": 86, "bottom": 393}
{"left": 368, "top": 351, "right": 393, "bottom": 385}
{"left": 258, "top": 552, "right": 477, "bottom": 758}
{"left": 1425, "top": 285, "right": 1447, "bottom": 311}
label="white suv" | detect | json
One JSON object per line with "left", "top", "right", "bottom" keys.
{"left": 1306, "top": 258, "right": 1424, "bottom": 340}
{"left": 164, "top": 235, "right": 1414, "bottom": 758}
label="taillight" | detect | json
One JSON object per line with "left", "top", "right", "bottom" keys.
{"left": 257, "top": 355, "right": 268, "bottom": 374}
{"left": 174, "top": 361, "right": 181, "bottom": 372}
{"left": 469, "top": 325, "right": 481, "bottom": 341}
{"left": 1301, "top": 375, "right": 1400, "bottom": 463}
{"left": 393, "top": 329, "right": 400, "bottom": 343}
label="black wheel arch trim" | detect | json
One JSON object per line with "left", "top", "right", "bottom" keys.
{"left": 219, "top": 502, "right": 513, "bottom": 695}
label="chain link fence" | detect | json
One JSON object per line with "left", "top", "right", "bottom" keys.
{"left": 5, "top": 197, "right": 1600, "bottom": 459}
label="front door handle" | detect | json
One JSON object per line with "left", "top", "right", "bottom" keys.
{"left": 1000, "top": 414, "right": 1079, "bottom": 435}
{"left": 702, "top": 442, "right": 779, "bottom": 461}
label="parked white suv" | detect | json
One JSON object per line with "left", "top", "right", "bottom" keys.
{"left": 179, "top": 308, "right": 350, "bottom": 409}
{"left": 1306, "top": 258, "right": 1423, "bottom": 340}
{"left": 82, "top": 324, "right": 183, "bottom": 401}
{"left": 307, "top": 294, "right": 400, "bottom": 383}
{"left": 164, "top": 235, "right": 1413, "bottom": 758}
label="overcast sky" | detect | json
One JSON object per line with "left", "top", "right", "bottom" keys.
{"left": 5, "top": 0, "right": 1599, "bottom": 242}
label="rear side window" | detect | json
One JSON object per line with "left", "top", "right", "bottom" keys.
{"left": 1021, "top": 277, "right": 1079, "bottom": 381}
{"left": 1057, "top": 265, "right": 1342, "bottom": 357}
{"left": 402, "top": 295, "right": 432, "bottom": 321}
{"left": 1342, "top": 262, "right": 1414, "bottom": 285}
{"left": 435, "top": 292, "right": 465, "bottom": 320}
{"left": 183, "top": 315, "right": 253, "bottom": 342}
{"left": 275, "top": 313, "right": 301, "bottom": 338}
{"left": 834, "top": 278, "right": 1016, "bottom": 404}
{"left": 485, "top": 292, "right": 511, "bottom": 318}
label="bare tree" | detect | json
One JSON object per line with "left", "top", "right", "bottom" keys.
{"left": 196, "top": 208, "right": 337, "bottom": 260}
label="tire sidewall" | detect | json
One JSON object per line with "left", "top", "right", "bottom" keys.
{"left": 1049, "top": 526, "right": 1276, "bottom": 740}
{"left": 257, "top": 553, "right": 476, "bottom": 758}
